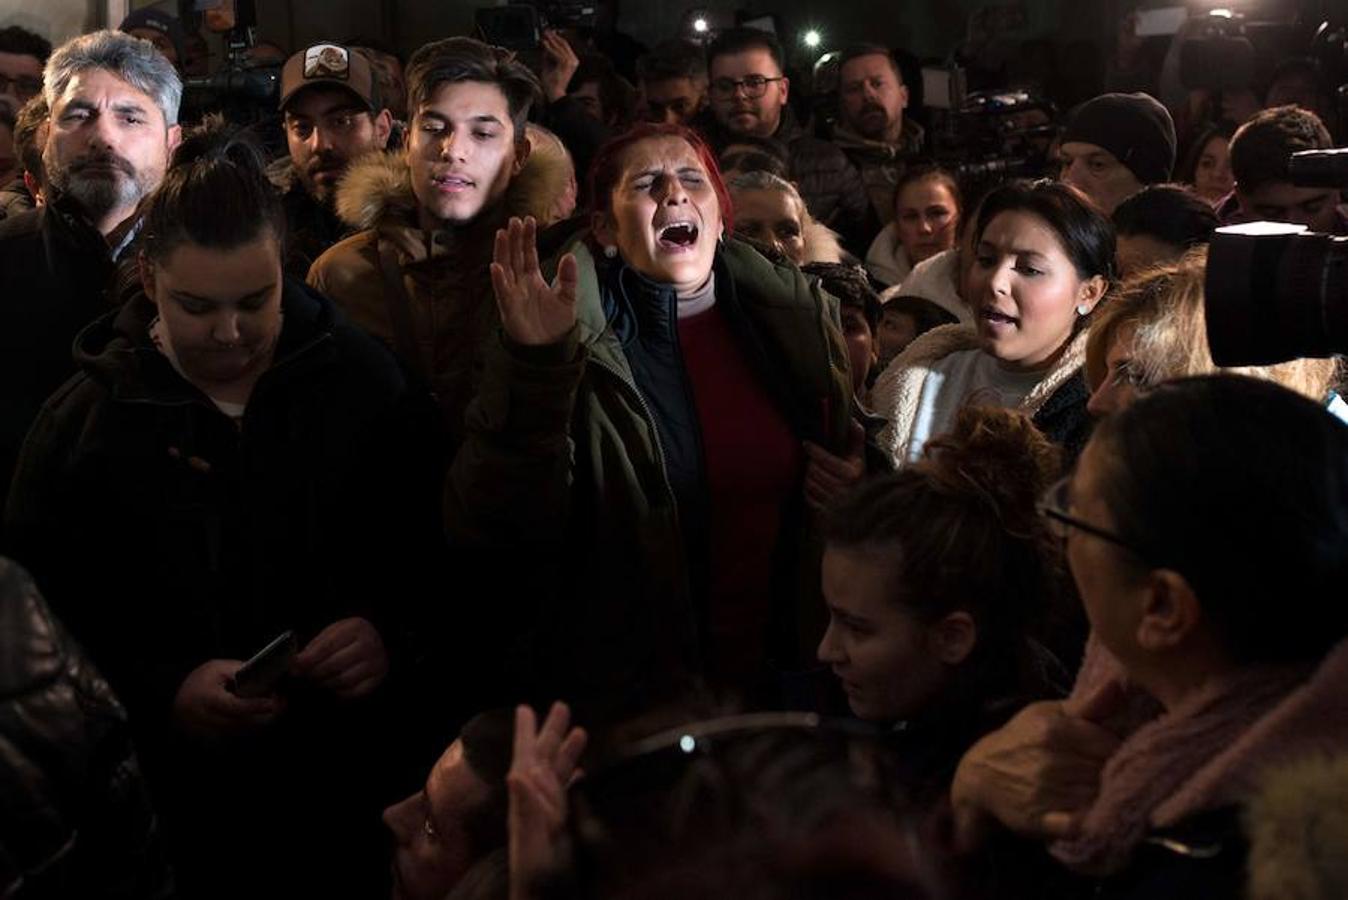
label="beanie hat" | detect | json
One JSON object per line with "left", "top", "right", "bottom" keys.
{"left": 119, "top": 8, "right": 185, "bottom": 65}
{"left": 1062, "top": 92, "right": 1177, "bottom": 185}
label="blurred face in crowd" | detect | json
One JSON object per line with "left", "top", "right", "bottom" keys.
{"left": 641, "top": 76, "right": 705, "bottom": 125}
{"left": 1115, "top": 232, "right": 1181, "bottom": 280}
{"left": 0, "top": 119, "right": 16, "bottom": 185}
{"left": 407, "top": 79, "right": 528, "bottom": 229}
{"left": 284, "top": 85, "right": 391, "bottom": 207}
{"left": 1059, "top": 141, "right": 1142, "bottom": 215}
{"left": 877, "top": 306, "right": 918, "bottom": 366}
{"left": 383, "top": 739, "right": 491, "bottom": 900}
{"left": 1192, "top": 134, "right": 1233, "bottom": 203}
{"left": 568, "top": 79, "right": 606, "bottom": 123}
{"left": 969, "top": 210, "right": 1105, "bottom": 371}
{"left": 895, "top": 175, "right": 958, "bottom": 266}
{"left": 595, "top": 135, "right": 723, "bottom": 293}
{"left": 731, "top": 185, "right": 805, "bottom": 264}
{"left": 44, "top": 67, "right": 179, "bottom": 234}
{"left": 709, "top": 47, "right": 788, "bottom": 139}
{"left": 125, "top": 28, "right": 179, "bottom": 66}
{"left": 840, "top": 304, "right": 877, "bottom": 394}
{"left": 141, "top": 234, "right": 284, "bottom": 391}
{"left": 0, "top": 48, "right": 43, "bottom": 115}
{"left": 818, "top": 547, "right": 968, "bottom": 721}
{"left": 838, "top": 53, "right": 908, "bottom": 143}
{"left": 182, "top": 31, "right": 210, "bottom": 77}
{"left": 1087, "top": 321, "right": 1142, "bottom": 418}
{"left": 1265, "top": 70, "right": 1325, "bottom": 118}
{"left": 1238, "top": 180, "right": 1340, "bottom": 233}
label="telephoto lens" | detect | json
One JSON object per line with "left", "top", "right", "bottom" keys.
{"left": 1206, "top": 222, "right": 1348, "bottom": 366}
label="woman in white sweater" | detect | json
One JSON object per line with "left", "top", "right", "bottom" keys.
{"left": 872, "top": 179, "right": 1115, "bottom": 466}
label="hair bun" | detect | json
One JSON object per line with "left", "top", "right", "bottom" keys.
{"left": 169, "top": 112, "right": 267, "bottom": 178}
{"left": 917, "top": 406, "right": 1062, "bottom": 535}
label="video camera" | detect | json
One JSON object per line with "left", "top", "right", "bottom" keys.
{"left": 922, "top": 65, "right": 1059, "bottom": 199}
{"left": 1205, "top": 148, "right": 1348, "bottom": 366}
{"left": 475, "top": 1, "right": 598, "bottom": 52}
{"left": 179, "top": 0, "right": 280, "bottom": 128}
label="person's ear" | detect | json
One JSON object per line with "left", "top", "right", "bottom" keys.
{"left": 138, "top": 251, "right": 156, "bottom": 301}
{"left": 779, "top": 75, "right": 790, "bottom": 107}
{"left": 1135, "top": 569, "right": 1202, "bottom": 652}
{"left": 512, "top": 134, "right": 532, "bottom": 177}
{"left": 592, "top": 209, "right": 616, "bottom": 249}
{"left": 166, "top": 123, "right": 183, "bottom": 155}
{"left": 1078, "top": 274, "right": 1108, "bottom": 314}
{"left": 898, "top": 82, "right": 910, "bottom": 111}
{"left": 23, "top": 171, "right": 42, "bottom": 207}
{"left": 929, "top": 611, "right": 978, "bottom": 666}
{"left": 373, "top": 109, "right": 393, "bottom": 150}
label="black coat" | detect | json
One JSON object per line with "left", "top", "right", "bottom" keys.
{"left": 4, "top": 279, "right": 445, "bottom": 898}
{"left": 0, "top": 558, "right": 173, "bottom": 900}
{"left": 0, "top": 196, "right": 124, "bottom": 524}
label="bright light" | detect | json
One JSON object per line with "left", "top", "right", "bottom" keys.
{"left": 692, "top": 17, "right": 709, "bottom": 33}
{"left": 1209, "top": 7, "right": 1234, "bottom": 17}
{"left": 803, "top": 29, "right": 821, "bottom": 48}
{"left": 679, "top": 735, "right": 696, "bottom": 753}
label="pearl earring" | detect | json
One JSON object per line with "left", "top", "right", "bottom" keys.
{"left": 604, "top": 245, "right": 618, "bottom": 259}
{"left": 1076, "top": 303, "right": 1090, "bottom": 317}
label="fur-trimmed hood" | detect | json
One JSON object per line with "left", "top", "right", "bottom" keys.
{"left": 802, "top": 219, "right": 844, "bottom": 265}
{"left": 1247, "top": 753, "right": 1348, "bottom": 900}
{"left": 334, "top": 146, "right": 571, "bottom": 233}
{"left": 870, "top": 323, "right": 1089, "bottom": 466}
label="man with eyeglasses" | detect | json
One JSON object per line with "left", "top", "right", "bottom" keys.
{"left": 698, "top": 28, "right": 870, "bottom": 253}
{"left": 0, "top": 26, "right": 49, "bottom": 117}
{"left": 271, "top": 43, "right": 393, "bottom": 276}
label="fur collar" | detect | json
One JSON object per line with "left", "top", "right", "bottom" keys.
{"left": 802, "top": 219, "right": 844, "bottom": 265}
{"left": 870, "top": 323, "right": 1089, "bottom": 466}
{"left": 334, "top": 147, "right": 570, "bottom": 233}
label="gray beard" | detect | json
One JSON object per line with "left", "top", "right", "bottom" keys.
{"left": 47, "top": 162, "right": 152, "bottom": 224}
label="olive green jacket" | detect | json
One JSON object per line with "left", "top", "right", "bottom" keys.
{"left": 445, "top": 235, "right": 854, "bottom": 714}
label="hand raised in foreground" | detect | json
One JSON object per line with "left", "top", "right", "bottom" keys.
{"left": 491, "top": 216, "right": 579, "bottom": 348}
{"left": 174, "top": 659, "right": 284, "bottom": 739}
{"left": 508, "top": 701, "right": 588, "bottom": 900}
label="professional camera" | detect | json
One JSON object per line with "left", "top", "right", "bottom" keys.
{"left": 475, "top": 1, "right": 598, "bottom": 52}
{"left": 1205, "top": 148, "right": 1348, "bottom": 366}
{"left": 922, "top": 66, "right": 1059, "bottom": 198}
{"left": 179, "top": 0, "right": 281, "bottom": 129}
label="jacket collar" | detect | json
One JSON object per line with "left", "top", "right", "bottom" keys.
{"left": 831, "top": 119, "right": 926, "bottom": 159}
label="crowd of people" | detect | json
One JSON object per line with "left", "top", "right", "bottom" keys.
{"left": 1, "top": 6, "right": 1347, "bottom": 900}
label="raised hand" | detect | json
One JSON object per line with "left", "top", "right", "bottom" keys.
{"left": 293, "top": 617, "right": 389, "bottom": 700}
{"left": 540, "top": 30, "right": 580, "bottom": 103}
{"left": 490, "top": 216, "right": 580, "bottom": 348}
{"left": 507, "top": 701, "right": 588, "bottom": 900}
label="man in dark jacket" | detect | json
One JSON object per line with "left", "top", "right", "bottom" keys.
{"left": 270, "top": 42, "right": 393, "bottom": 276}
{"left": 697, "top": 28, "right": 869, "bottom": 252}
{"left": 0, "top": 29, "right": 180, "bottom": 524}
{"left": 0, "top": 558, "right": 173, "bottom": 899}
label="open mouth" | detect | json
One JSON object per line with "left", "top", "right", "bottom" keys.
{"left": 657, "top": 221, "right": 699, "bottom": 251}
{"left": 432, "top": 173, "right": 474, "bottom": 192}
{"left": 979, "top": 307, "right": 1020, "bottom": 329}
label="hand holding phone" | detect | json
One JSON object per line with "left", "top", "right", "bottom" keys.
{"left": 294, "top": 618, "right": 389, "bottom": 700}
{"left": 229, "top": 630, "right": 298, "bottom": 699}
{"left": 174, "top": 659, "right": 285, "bottom": 739}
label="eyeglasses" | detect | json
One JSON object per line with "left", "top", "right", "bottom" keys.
{"left": 709, "top": 75, "right": 785, "bottom": 100}
{"left": 0, "top": 74, "right": 42, "bottom": 100}
{"left": 1037, "top": 476, "right": 1148, "bottom": 557}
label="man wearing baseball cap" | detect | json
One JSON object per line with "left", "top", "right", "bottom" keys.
{"left": 270, "top": 41, "right": 392, "bottom": 275}
{"left": 1059, "top": 92, "right": 1177, "bottom": 214}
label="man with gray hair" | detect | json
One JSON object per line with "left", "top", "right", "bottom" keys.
{"left": 0, "top": 29, "right": 180, "bottom": 526}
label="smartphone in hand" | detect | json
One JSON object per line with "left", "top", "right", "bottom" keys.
{"left": 228, "top": 631, "right": 297, "bottom": 698}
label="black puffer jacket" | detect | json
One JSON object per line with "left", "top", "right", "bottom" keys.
{"left": 4, "top": 279, "right": 445, "bottom": 899}
{"left": 0, "top": 558, "right": 173, "bottom": 900}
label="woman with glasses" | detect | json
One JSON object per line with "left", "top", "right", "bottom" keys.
{"left": 449, "top": 123, "right": 857, "bottom": 714}
{"left": 818, "top": 405, "right": 1070, "bottom": 807}
{"left": 1085, "top": 248, "right": 1341, "bottom": 418}
{"left": 872, "top": 179, "right": 1114, "bottom": 468}
{"left": 953, "top": 375, "right": 1348, "bottom": 899}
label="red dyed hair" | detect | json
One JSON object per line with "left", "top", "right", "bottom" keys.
{"left": 587, "top": 123, "right": 734, "bottom": 232}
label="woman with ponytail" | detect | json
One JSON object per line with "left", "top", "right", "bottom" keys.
{"left": 817, "top": 405, "right": 1070, "bottom": 804}
{"left": 4, "top": 117, "right": 442, "bottom": 899}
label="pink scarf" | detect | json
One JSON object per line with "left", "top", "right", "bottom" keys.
{"left": 1051, "top": 635, "right": 1348, "bottom": 876}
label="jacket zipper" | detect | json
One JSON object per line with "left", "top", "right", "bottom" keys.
{"left": 586, "top": 352, "right": 681, "bottom": 528}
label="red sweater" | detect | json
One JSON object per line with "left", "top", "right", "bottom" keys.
{"left": 677, "top": 305, "right": 804, "bottom": 684}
